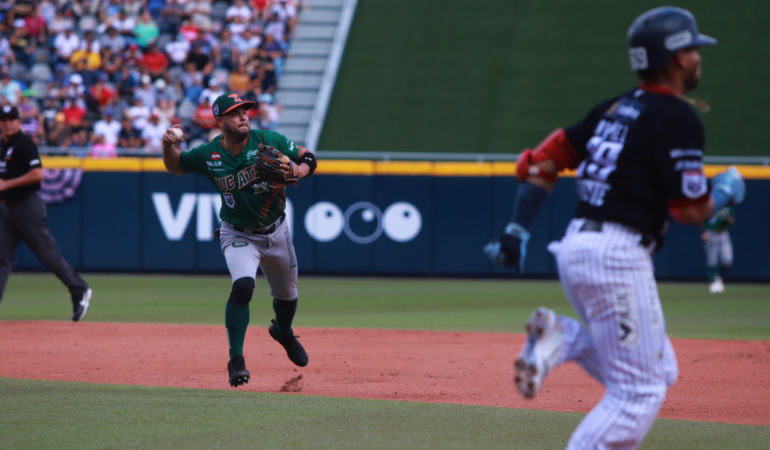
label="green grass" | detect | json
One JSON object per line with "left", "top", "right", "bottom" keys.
{"left": 2, "top": 274, "right": 769, "bottom": 340}
{"left": 1, "top": 378, "right": 768, "bottom": 450}
{"left": 320, "top": 0, "right": 770, "bottom": 156}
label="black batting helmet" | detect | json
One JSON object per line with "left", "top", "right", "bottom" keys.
{"left": 627, "top": 7, "right": 716, "bottom": 72}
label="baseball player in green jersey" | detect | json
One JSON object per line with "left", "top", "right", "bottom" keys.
{"left": 161, "top": 92, "right": 318, "bottom": 387}
{"left": 700, "top": 207, "right": 734, "bottom": 293}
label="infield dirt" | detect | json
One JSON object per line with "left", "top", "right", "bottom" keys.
{"left": 1, "top": 321, "right": 768, "bottom": 426}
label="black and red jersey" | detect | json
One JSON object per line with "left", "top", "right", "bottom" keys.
{"left": 564, "top": 83, "right": 709, "bottom": 247}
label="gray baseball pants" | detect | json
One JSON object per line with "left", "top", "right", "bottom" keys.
{"left": 0, "top": 194, "right": 88, "bottom": 302}
{"left": 219, "top": 217, "right": 298, "bottom": 300}
{"left": 704, "top": 230, "right": 733, "bottom": 267}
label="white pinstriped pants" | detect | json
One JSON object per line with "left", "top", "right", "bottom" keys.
{"left": 548, "top": 219, "right": 678, "bottom": 450}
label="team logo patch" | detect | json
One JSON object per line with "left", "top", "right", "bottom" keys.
{"left": 5, "top": 147, "right": 13, "bottom": 160}
{"left": 665, "top": 30, "right": 693, "bottom": 51}
{"left": 213, "top": 105, "right": 219, "bottom": 115}
{"left": 211, "top": 152, "right": 221, "bottom": 160}
{"left": 629, "top": 47, "right": 648, "bottom": 70}
{"left": 232, "top": 241, "right": 248, "bottom": 248}
{"left": 223, "top": 193, "right": 236, "bottom": 208}
{"left": 682, "top": 170, "right": 707, "bottom": 199}
{"left": 615, "top": 290, "right": 639, "bottom": 348}
{"left": 228, "top": 93, "right": 243, "bottom": 103}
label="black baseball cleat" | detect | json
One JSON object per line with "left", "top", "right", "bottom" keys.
{"left": 269, "top": 319, "right": 309, "bottom": 367}
{"left": 228, "top": 355, "right": 250, "bottom": 387}
{"left": 71, "top": 288, "right": 92, "bottom": 322}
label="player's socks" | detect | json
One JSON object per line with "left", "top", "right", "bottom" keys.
{"left": 719, "top": 265, "right": 730, "bottom": 277}
{"left": 226, "top": 303, "right": 250, "bottom": 358}
{"left": 272, "top": 298, "right": 297, "bottom": 337}
{"left": 707, "top": 266, "right": 718, "bottom": 283}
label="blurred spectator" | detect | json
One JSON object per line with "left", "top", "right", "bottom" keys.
{"left": 80, "top": 31, "right": 101, "bottom": 54}
{"left": 264, "top": 12, "right": 286, "bottom": 43}
{"left": 46, "top": 112, "right": 70, "bottom": 144}
{"left": 134, "top": 75, "right": 157, "bottom": 111}
{"left": 19, "top": 93, "right": 40, "bottom": 119}
{"left": 0, "top": 35, "right": 15, "bottom": 67}
{"left": 93, "top": 107, "right": 122, "bottom": 145}
{"left": 181, "top": 62, "right": 204, "bottom": 101}
{"left": 264, "top": 34, "right": 285, "bottom": 77}
{"left": 251, "top": 0, "right": 271, "bottom": 21}
{"left": 229, "top": 63, "right": 251, "bottom": 93}
{"left": 185, "top": 41, "right": 213, "bottom": 75}
{"left": 192, "top": 97, "right": 216, "bottom": 136}
{"left": 185, "top": 0, "right": 213, "bottom": 31}
{"left": 118, "top": 118, "right": 143, "bottom": 148}
{"left": 199, "top": 78, "right": 224, "bottom": 105}
{"left": 216, "top": 29, "right": 239, "bottom": 71}
{"left": 166, "top": 34, "right": 191, "bottom": 67}
{"left": 38, "top": 0, "right": 56, "bottom": 24}
{"left": 107, "top": 9, "right": 137, "bottom": 38}
{"left": 161, "top": 0, "right": 185, "bottom": 35}
{"left": 226, "top": 0, "right": 253, "bottom": 22}
{"left": 140, "top": 43, "right": 169, "bottom": 78}
{"left": 92, "top": 134, "right": 117, "bottom": 158}
{"left": 54, "top": 25, "right": 80, "bottom": 66}
{"left": 102, "top": 48, "right": 122, "bottom": 81}
{"left": 191, "top": 29, "right": 215, "bottom": 56}
{"left": 123, "top": 43, "right": 143, "bottom": 67}
{"left": 89, "top": 77, "right": 116, "bottom": 110}
{"left": 10, "top": 20, "right": 35, "bottom": 68}
{"left": 1, "top": 73, "right": 22, "bottom": 105}
{"left": 125, "top": 97, "right": 150, "bottom": 129}
{"left": 70, "top": 41, "right": 102, "bottom": 71}
{"left": 48, "top": 10, "right": 75, "bottom": 35}
{"left": 62, "top": 96, "right": 87, "bottom": 127}
{"left": 233, "top": 27, "right": 261, "bottom": 55}
{"left": 179, "top": 20, "right": 200, "bottom": 42}
{"left": 157, "top": 96, "right": 177, "bottom": 124}
{"left": 227, "top": 15, "right": 247, "bottom": 37}
{"left": 24, "top": 7, "right": 47, "bottom": 46}
{"left": 141, "top": 111, "right": 167, "bottom": 151}
{"left": 134, "top": 11, "right": 160, "bottom": 49}
{"left": 117, "top": 65, "right": 140, "bottom": 98}
{"left": 101, "top": 27, "right": 126, "bottom": 54}
{"left": 258, "top": 93, "right": 282, "bottom": 131}
{"left": 66, "top": 129, "right": 90, "bottom": 154}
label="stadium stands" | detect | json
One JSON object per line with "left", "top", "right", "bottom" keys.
{"left": 0, "top": 0, "right": 301, "bottom": 154}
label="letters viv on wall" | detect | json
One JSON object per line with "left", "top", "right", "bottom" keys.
{"left": 12, "top": 173, "right": 770, "bottom": 280}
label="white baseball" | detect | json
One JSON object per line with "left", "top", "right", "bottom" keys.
{"left": 170, "top": 128, "right": 183, "bottom": 142}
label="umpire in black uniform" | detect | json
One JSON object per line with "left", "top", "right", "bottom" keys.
{"left": 0, "top": 105, "right": 91, "bottom": 321}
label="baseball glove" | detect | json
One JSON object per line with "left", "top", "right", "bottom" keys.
{"left": 254, "top": 143, "right": 299, "bottom": 184}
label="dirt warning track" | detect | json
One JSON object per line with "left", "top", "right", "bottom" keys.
{"left": 1, "top": 321, "right": 768, "bottom": 426}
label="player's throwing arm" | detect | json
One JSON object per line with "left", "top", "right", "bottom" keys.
{"left": 162, "top": 93, "right": 318, "bottom": 388}
{"left": 484, "top": 8, "right": 745, "bottom": 450}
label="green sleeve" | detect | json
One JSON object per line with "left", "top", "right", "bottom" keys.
{"left": 179, "top": 145, "right": 208, "bottom": 175}
{"left": 264, "top": 131, "right": 301, "bottom": 162}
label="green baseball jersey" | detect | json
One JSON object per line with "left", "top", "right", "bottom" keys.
{"left": 704, "top": 207, "right": 734, "bottom": 233}
{"left": 179, "top": 130, "right": 300, "bottom": 229}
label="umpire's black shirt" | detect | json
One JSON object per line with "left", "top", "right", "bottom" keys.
{"left": 0, "top": 131, "right": 43, "bottom": 203}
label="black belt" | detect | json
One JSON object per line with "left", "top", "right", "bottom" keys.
{"left": 233, "top": 214, "right": 284, "bottom": 235}
{"left": 4, "top": 192, "right": 35, "bottom": 208}
{"left": 579, "top": 219, "right": 654, "bottom": 248}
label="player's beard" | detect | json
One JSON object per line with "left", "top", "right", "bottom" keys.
{"left": 223, "top": 121, "right": 249, "bottom": 141}
{"left": 684, "top": 64, "right": 701, "bottom": 92}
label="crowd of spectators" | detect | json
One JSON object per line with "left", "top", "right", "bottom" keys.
{"left": 0, "top": 0, "right": 297, "bottom": 155}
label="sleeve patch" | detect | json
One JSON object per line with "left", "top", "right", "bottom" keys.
{"left": 30, "top": 159, "right": 40, "bottom": 166}
{"left": 682, "top": 170, "right": 708, "bottom": 199}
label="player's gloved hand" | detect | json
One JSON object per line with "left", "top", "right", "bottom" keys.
{"left": 712, "top": 166, "right": 746, "bottom": 206}
{"left": 483, "top": 222, "right": 530, "bottom": 273}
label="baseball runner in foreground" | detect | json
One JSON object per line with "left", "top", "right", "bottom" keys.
{"left": 484, "top": 7, "right": 746, "bottom": 449}
{"left": 700, "top": 207, "right": 734, "bottom": 293}
{"left": 162, "top": 92, "right": 317, "bottom": 387}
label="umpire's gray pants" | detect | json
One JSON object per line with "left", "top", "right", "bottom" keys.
{"left": 0, "top": 194, "right": 88, "bottom": 303}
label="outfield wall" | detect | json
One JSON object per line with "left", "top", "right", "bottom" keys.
{"left": 13, "top": 158, "right": 770, "bottom": 281}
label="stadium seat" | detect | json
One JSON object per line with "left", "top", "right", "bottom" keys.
{"left": 212, "top": 1, "right": 229, "bottom": 22}
{"left": 78, "top": 15, "right": 98, "bottom": 32}
{"left": 31, "top": 63, "right": 53, "bottom": 82}
{"left": 178, "top": 99, "right": 196, "bottom": 120}
{"left": 9, "top": 63, "right": 29, "bottom": 82}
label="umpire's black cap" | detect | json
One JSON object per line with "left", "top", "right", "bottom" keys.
{"left": 0, "top": 105, "right": 20, "bottom": 120}
{"left": 627, "top": 7, "right": 716, "bottom": 72}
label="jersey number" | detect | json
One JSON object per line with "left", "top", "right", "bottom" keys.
{"left": 577, "top": 119, "right": 628, "bottom": 206}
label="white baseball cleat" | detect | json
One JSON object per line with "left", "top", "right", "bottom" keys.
{"left": 709, "top": 277, "right": 724, "bottom": 294}
{"left": 514, "top": 307, "right": 562, "bottom": 399}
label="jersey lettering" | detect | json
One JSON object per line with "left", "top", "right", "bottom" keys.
{"left": 576, "top": 119, "right": 629, "bottom": 206}
{"left": 214, "top": 175, "right": 236, "bottom": 191}
{"left": 236, "top": 165, "right": 259, "bottom": 189}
